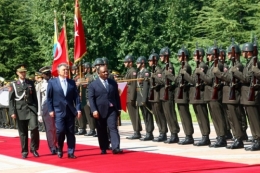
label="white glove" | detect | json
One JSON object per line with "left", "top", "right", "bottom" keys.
{"left": 38, "top": 116, "right": 43, "bottom": 122}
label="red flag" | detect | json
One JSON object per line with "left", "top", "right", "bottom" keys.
{"left": 74, "top": 0, "right": 87, "bottom": 63}
{"left": 118, "top": 82, "right": 127, "bottom": 112}
{"left": 52, "top": 25, "right": 69, "bottom": 77}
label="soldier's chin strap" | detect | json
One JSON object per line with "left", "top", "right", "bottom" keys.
{"left": 12, "top": 82, "right": 25, "bottom": 101}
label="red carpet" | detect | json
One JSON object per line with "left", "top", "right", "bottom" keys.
{"left": 0, "top": 135, "right": 260, "bottom": 173}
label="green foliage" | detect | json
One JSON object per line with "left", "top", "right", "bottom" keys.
{"left": 0, "top": 0, "right": 260, "bottom": 79}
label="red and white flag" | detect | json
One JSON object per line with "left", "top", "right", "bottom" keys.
{"left": 74, "top": 0, "right": 87, "bottom": 63}
{"left": 118, "top": 82, "right": 127, "bottom": 112}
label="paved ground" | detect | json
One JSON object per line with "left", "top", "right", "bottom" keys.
{"left": 0, "top": 121, "right": 260, "bottom": 172}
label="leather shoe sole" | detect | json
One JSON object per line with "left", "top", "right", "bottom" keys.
{"left": 164, "top": 137, "right": 179, "bottom": 144}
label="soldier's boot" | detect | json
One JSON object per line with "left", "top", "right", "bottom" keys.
{"left": 84, "top": 129, "right": 96, "bottom": 136}
{"left": 75, "top": 128, "right": 87, "bottom": 135}
{"left": 140, "top": 133, "right": 154, "bottom": 141}
{"left": 164, "top": 133, "right": 179, "bottom": 144}
{"left": 226, "top": 138, "right": 244, "bottom": 149}
{"left": 152, "top": 133, "right": 167, "bottom": 142}
{"left": 209, "top": 136, "right": 227, "bottom": 148}
{"left": 193, "top": 135, "right": 211, "bottom": 146}
{"left": 126, "top": 131, "right": 141, "bottom": 140}
{"left": 245, "top": 139, "right": 260, "bottom": 151}
{"left": 178, "top": 135, "right": 194, "bottom": 145}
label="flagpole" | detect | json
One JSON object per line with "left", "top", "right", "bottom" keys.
{"left": 63, "top": 14, "right": 71, "bottom": 79}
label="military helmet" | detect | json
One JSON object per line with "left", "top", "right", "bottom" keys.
{"left": 71, "top": 64, "right": 77, "bottom": 70}
{"left": 148, "top": 53, "right": 159, "bottom": 61}
{"left": 136, "top": 56, "right": 146, "bottom": 64}
{"left": 228, "top": 44, "right": 241, "bottom": 54}
{"left": 193, "top": 48, "right": 205, "bottom": 57}
{"left": 159, "top": 47, "right": 171, "bottom": 56}
{"left": 207, "top": 46, "right": 219, "bottom": 55}
{"left": 94, "top": 58, "right": 105, "bottom": 66}
{"left": 102, "top": 57, "right": 109, "bottom": 65}
{"left": 83, "top": 62, "right": 91, "bottom": 68}
{"left": 241, "top": 42, "right": 253, "bottom": 52}
{"left": 177, "top": 48, "right": 189, "bottom": 57}
{"left": 124, "top": 55, "right": 134, "bottom": 62}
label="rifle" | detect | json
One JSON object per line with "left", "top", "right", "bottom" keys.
{"left": 194, "top": 43, "right": 201, "bottom": 100}
{"left": 211, "top": 42, "right": 220, "bottom": 100}
{"left": 229, "top": 38, "right": 236, "bottom": 100}
{"left": 248, "top": 37, "right": 258, "bottom": 101}
{"left": 177, "top": 51, "right": 185, "bottom": 99}
{"left": 149, "top": 55, "right": 156, "bottom": 100}
{"left": 164, "top": 54, "right": 170, "bottom": 100}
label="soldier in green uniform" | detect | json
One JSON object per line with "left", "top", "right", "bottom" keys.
{"left": 148, "top": 52, "right": 168, "bottom": 142}
{"left": 182, "top": 47, "right": 211, "bottom": 146}
{"left": 9, "top": 64, "right": 40, "bottom": 159}
{"left": 124, "top": 55, "right": 142, "bottom": 139}
{"left": 196, "top": 45, "right": 227, "bottom": 148}
{"left": 175, "top": 47, "right": 194, "bottom": 145}
{"left": 35, "top": 72, "right": 45, "bottom": 132}
{"left": 232, "top": 42, "right": 260, "bottom": 151}
{"left": 136, "top": 56, "right": 154, "bottom": 141}
{"left": 213, "top": 43, "right": 248, "bottom": 149}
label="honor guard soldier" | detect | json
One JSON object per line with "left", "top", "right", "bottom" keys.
{"left": 124, "top": 55, "right": 142, "bottom": 139}
{"left": 175, "top": 47, "right": 194, "bottom": 145}
{"left": 232, "top": 41, "right": 260, "bottom": 151}
{"left": 148, "top": 52, "right": 168, "bottom": 142}
{"left": 213, "top": 42, "right": 248, "bottom": 149}
{"left": 136, "top": 56, "right": 154, "bottom": 141}
{"left": 182, "top": 47, "right": 211, "bottom": 146}
{"left": 35, "top": 72, "right": 45, "bottom": 132}
{"left": 9, "top": 64, "right": 40, "bottom": 159}
{"left": 37, "top": 66, "right": 57, "bottom": 154}
{"left": 196, "top": 45, "right": 227, "bottom": 148}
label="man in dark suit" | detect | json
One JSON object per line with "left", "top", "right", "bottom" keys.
{"left": 9, "top": 64, "right": 40, "bottom": 159}
{"left": 88, "top": 66, "right": 122, "bottom": 154}
{"left": 47, "top": 63, "right": 81, "bottom": 159}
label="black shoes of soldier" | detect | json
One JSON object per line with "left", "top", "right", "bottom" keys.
{"left": 193, "top": 135, "right": 211, "bottom": 146}
{"left": 153, "top": 133, "right": 167, "bottom": 142}
{"left": 75, "top": 129, "right": 87, "bottom": 135}
{"left": 84, "top": 130, "right": 96, "bottom": 136}
{"left": 178, "top": 135, "right": 194, "bottom": 145}
{"left": 209, "top": 136, "right": 227, "bottom": 148}
{"left": 126, "top": 132, "right": 141, "bottom": 140}
{"left": 164, "top": 133, "right": 179, "bottom": 144}
{"left": 226, "top": 139, "right": 244, "bottom": 149}
{"left": 140, "top": 133, "right": 154, "bottom": 141}
{"left": 245, "top": 140, "right": 260, "bottom": 151}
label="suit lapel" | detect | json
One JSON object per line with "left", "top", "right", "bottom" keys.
{"left": 66, "top": 79, "right": 71, "bottom": 96}
{"left": 97, "top": 77, "right": 108, "bottom": 92}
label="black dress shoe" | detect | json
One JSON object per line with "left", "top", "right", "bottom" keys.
{"left": 22, "top": 153, "right": 28, "bottom": 159}
{"left": 101, "top": 150, "right": 107, "bottom": 154}
{"left": 68, "top": 153, "right": 77, "bottom": 159}
{"left": 164, "top": 133, "right": 179, "bottom": 144}
{"left": 51, "top": 149, "right": 57, "bottom": 155}
{"left": 126, "top": 132, "right": 141, "bottom": 140}
{"left": 178, "top": 135, "right": 194, "bottom": 145}
{"left": 93, "top": 134, "right": 98, "bottom": 137}
{"left": 75, "top": 129, "right": 87, "bottom": 135}
{"left": 226, "top": 139, "right": 244, "bottom": 149}
{"left": 140, "top": 133, "right": 154, "bottom": 141}
{"left": 31, "top": 150, "right": 39, "bottom": 157}
{"left": 57, "top": 149, "right": 63, "bottom": 158}
{"left": 84, "top": 130, "right": 96, "bottom": 136}
{"left": 112, "top": 149, "right": 123, "bottom": 154}
{"left": 209, "top": 136, "right": 227, "bottom": 148}
{"left": 153, "top": 134, "right": 167, "bottom": 142}
{"left": 9, "top": 125, "right": 14, "bottom": 129}
{"left": 193, "top": 135, "right": 211, "bottom": 146}
{"left": 245, "top": 140, "right": 260, "bottom": 151}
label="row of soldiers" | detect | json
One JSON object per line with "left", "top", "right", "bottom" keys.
{"left": 121, "top": 40, "right": 260, "bottom": 151}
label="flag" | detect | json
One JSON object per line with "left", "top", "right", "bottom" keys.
{"left": 118, "top": 82, "right": 127, "bottom": 112}
{"left": 74, "top": 0, "right": 87, "bottom": 63}
{"left": 51, "top": 23, "right": 69, "bottom": 77}
{"left": 53, "top": 11, "right": 58, "bottom": 57}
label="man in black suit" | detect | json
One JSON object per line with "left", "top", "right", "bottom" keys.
{"left": 88, "top": 66, "right": 122, "bottom": 154}
{"left": 47, "top": 63, "right": 81, "bottom": 159}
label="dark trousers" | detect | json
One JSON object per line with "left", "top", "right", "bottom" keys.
{"left": 138, "top": 103, "right": 154, "bottom": 134}
{"left": 17, "top": 113, "right": 39, "bottom": 154}
{"left": 226, "top": 104, "right": 244, "bottom": 139}
{"left": 193, "top": 104, "right": 210, "bottom": 136}
{"left": 96, "top": 107, "right": 120, "bottom": 150}
{"left": 84, "top": 104, "right": 96, "bottom": 130}
{"left": 77, "top": 105, "right": 87, "bottom": 130}
{"left": 177, "top": 103, "right": 193, "bottom": 136}
{"left": 55, "top": 107, "right": 75, "bottom": 154}
{"left": 163, "top": 100, "right": 180, "bottom": 134}
{"left": 127, "top": 102, "right": 142, "bottom": 132}
{"left": 208, "top": 101, "right": 226, "bottom": 137}
{"left": 244, "top": 105, "right": 260, "bottom": 140}
{"left": 151, "top": 102, "right": 168, "bottom": 134}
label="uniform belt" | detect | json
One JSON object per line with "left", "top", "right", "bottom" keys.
{"left": 136, "top": 88, "right": 142, "bottom": 91}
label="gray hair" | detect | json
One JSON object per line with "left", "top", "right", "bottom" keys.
{"left": 57, "top": 63, "right": 69, "bottom": 71}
